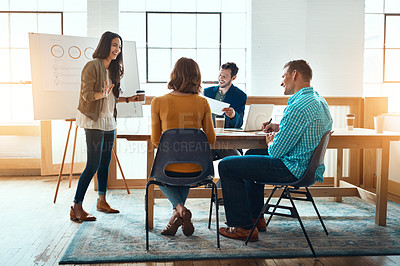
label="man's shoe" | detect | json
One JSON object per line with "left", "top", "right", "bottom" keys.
{"left": 96, "top": 199, "right": 120, "bottom": 213}
{"left": 253, "top": 217, "right": 266, "bottom": 232}
{"left": 219, "top": 226, "right": 259, "bottom": 242}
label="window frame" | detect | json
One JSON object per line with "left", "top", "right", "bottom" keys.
{"left": 383, "top": 13, "right": 400, "bottom": 83}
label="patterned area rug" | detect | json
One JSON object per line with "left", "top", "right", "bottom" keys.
{"left": 60, "top": 190, "right": 400, "bottom": 264}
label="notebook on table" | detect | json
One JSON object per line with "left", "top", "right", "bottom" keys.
{"left": 224, "top": 104, "right": 274, "bottom": 132}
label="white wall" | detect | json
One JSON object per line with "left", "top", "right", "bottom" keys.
{"left": 87, "top": 0, "right": 119, "bottom": 37}
{"left": 251, "top": 0, "right": 365, "bottom": 97}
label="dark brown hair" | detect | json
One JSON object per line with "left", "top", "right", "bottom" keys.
{"left": 284, "top": 59, "right": 312, "bottom": 82}
{"left": 221, "top": 62, "right": 239, "bottom": 77}
{"left": 168, "top": 57, "right": 202, "bottom": 94}
{"left": 93, "top": 31, "right": 124, "bottom": 98}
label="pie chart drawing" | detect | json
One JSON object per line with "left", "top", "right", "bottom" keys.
{"left": 68, "top": 46, "right": 81, "bottom": 59}
{"left": 51, "top": 45, "right": 64, "bottom": 58}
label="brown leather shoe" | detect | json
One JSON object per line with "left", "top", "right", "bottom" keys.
{"left": 219, "top": 226, "right": 259, "bottom": 242}
{"left": 181, "top": 209, "right": 195, "bottom": 236}
{"left": 70, "top": 206, "right": 96, "bottom": 223}
{"left": 161, "top": 217, "right": 183, "bottom": 236}
{"left": 96, "top": 199, "right": 120, "bottom": 213}
{"left": 253, "top": 218, "right": 266, "bottom": 232}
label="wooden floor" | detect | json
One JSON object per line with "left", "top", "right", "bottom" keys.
{"left": 1, "top": 176, "right": 400, "bottom": 266}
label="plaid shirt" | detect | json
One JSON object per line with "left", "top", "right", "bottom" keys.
{"left": 268, "top": 87, "right": 333, "bottom": 182}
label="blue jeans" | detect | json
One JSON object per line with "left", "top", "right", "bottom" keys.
{"left": 73, "top": 129, "right": 115, "bottom": 204}
{"left": 218, "top": 155, "right": 297, "bottom": 229}
{"left": 159, "top": 171, "right": 201, "bottom": 209}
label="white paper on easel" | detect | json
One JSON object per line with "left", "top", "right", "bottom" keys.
{"left": 117, "top": 102, "right": 143, "bottom": 118}
{"left": 204, "top": 96, "right": 230, "bottom": 115}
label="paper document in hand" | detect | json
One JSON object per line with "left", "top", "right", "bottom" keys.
{"left": 204, "top": 96, "right": 230, "bottom": 115}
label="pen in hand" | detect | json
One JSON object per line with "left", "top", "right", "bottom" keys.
{"left": 262, "top": 118, "right": 273, "bottom": 132}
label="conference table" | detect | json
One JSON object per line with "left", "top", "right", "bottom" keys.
{"left": 118, "top": 128, "right": 400, "bottom": 229}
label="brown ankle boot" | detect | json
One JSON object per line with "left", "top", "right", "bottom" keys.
{"left": 161, "top": 217, "right": 183, "bottom": 236}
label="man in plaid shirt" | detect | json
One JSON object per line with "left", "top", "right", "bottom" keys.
{"left": 218, "top": 60, "right": 333, "bottom": 242}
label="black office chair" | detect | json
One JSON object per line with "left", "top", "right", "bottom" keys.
{"left": 245, "top": 130, "right": 333, "bottom": 259}
{"left": 145, "top": 128, "right": 220, "bottom": 251}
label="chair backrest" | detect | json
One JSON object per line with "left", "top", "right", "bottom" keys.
{"left": 285, "top": 130, "right": 333, "bottom": 188}
{"left": 150, "top": 128, "right": 214, "bottom": 186}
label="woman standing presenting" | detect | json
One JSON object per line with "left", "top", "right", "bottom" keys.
{"left": 151, "top": 57, "right": 216, "bottom": 236}
{"left": 70, "top": 31, "right": 139, "bottom": 222}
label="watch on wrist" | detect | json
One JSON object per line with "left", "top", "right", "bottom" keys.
{"left": 125, "top": 97, "right": 129, "bottom": 103}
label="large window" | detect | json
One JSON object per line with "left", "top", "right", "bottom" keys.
{"left": 119, "top": 0, "right": 249, "bottom": 96}
{"left": 364, "top": 0, "right": 400, "bottom": 103}
{"left": 146, "top": 12, "right": 221, "bottom": 83}
{"left": 0, "top": 0, "right": 87, "bottom": 123}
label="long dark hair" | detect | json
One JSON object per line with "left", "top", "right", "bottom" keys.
{"left": 92, "top": 31, "right": 124, "bottom": 98}
{"left": 168, "top": 57, "right": 202, "bottom": 94}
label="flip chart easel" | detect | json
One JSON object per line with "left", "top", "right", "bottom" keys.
{"left": 53, "top": 119, "right": 130, "bottom": 203}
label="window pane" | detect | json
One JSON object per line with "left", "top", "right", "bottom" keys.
{"left": 197, "top": 49, "right": 219, "bottom": 82}
{"left": 364, "top": 49, "right": 383, "bottom": 83}
{"left": 221, "top": 49, "right": 246, "bottom": 83}
{"left": 38, "top": 14, "right": 62, "bottom": 35}
{"left": 146, "top": 0, "right": 171, "bottom": 12}
{"left": 11, "top": 84, "right": 34, "bottom": 121}
{"left": 0, "top": 85, "right": 12, "bottom": 121}
{"left": 365, "top": 0, "right": 384, "bottom": 13}
{"left": 385, "top": 16, "right": 400, "bottom": 48}
{"left": 63, "top": 12, "right": 87, "bottom": 36}
{"left": 120, "top": 13, "right": 146, "bottom": 48}
{"left": 197, "top": 14, "right": 220, "bottom": 48}
{"left": 38, "top": 0, "right": 63, "bottom": 11}
{"left": 119, "top": 0, "right": 145, "bottom": 11}
{"left": 64, "top": 0, "right": 86, "bottom": 12}
{"left": 10, "top": 49, "right": 31, "bottom": 82}
{"left": 222, "top": 13, "right": 246, "bottom": 48}
{"left": 10, "top": 13, "right": 37, "bottom": 48}
{"left": 148, "top": 13, "right": 171, "bottom": 47}
{"left": 384, "top": 49, "right": 400, "bottom": 82}
{"left": 0, "top": 49, "right": 10, "bottom": 82}
{"left": 364, "top": 14, "right": 384, "bottom": 48}
{"left": 385, "top": 0, "right": 400, "bottom": 13}
{"left": 0, "top": 14, "right": 9, "bottom": 48}
{"left": 172, "top": 14, "right": 196, "bottom": 48}
{"left": 148, "top": 49, "right": 171, "bottom": 82}
{"left": 171, "top": 49, "right": 196, "bottom": 65}
{"left": 10, "top": 0, "right": 37, "bottom": 11}
{"left": 197, "top": 0, "right": 221, "bottom": 12}
{"left": 222, "top": 0, "right": 247, "bottom": 12}
{"left": 171, "top": 0, "right": 196, "bottom": 12}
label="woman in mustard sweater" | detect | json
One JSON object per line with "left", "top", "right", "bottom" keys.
{"left": 151, "top": 57, "right": 216, "bottom": 236}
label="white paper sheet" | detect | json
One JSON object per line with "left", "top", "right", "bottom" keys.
{"left": 204, "top": 96, "right": 230, "bottom": 115}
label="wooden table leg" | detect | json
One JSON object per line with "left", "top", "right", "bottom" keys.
{"left": 147, "top": 140, "right": 155, "bottom": 229}
{"left": 376, "top": 141, "right": 389, "bottom": 226}
{"left": 334, "top": 148, "right": 343, "bottom": 202}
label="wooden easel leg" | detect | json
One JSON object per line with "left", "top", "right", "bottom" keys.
{"left": 54, "top": 120, "right": 73, "bottom": 203}
{"left": 69, "top": 125, "right": 78, "bottom": 188}
{"left": 112, "top": 148, "right": 130, "bottom": 194}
